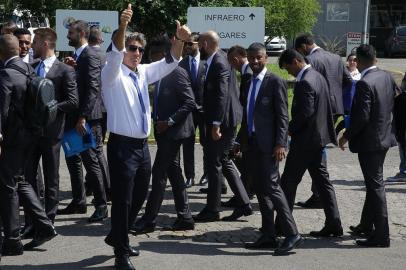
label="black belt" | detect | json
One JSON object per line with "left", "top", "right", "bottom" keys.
{"left": 109, "top": 133, "right": 147, "bottom": 147}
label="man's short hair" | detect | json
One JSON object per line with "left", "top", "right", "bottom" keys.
{"left": 247, "top": 42, "right": 266, "bottom": 54}
{"left": 0, "top": 34, "right": 20, "bottom": 58}
{"left": 190, "top": 32, "right": 199, "bottom": 42}
{"left": 34, "top": 28, "right": 57, "bottom": 48}
{"left": 125, "top": 32, "right": 147, "bottom": 48}
{"left": 13, "top": 28, "right": 31, "bottom": 37}
{"left": 278, "top": 49, "right": 305, "bottom": 69}
{"left": 356, "top": 44, "right": 376, "bottom": 63}
{"left": 70, "top": 20, "right": 90, "bottom": 39}
{"left": 1, "top": 21, "right": 18, "bottom": 34}
{"left": 89, "top": 26, "right": 103, "bottom": 45}
{"left": 228, "top": 45, "right": 247, "bottom": 57}
{"left": 149, "top": 35, "right": 171, "bottom": 55}
{"left": 294, "top": 33, "right": 315, "bottom": 49}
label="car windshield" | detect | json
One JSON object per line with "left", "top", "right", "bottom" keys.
{"left": 397, "top": 27, "right": 406, "bottom": 36}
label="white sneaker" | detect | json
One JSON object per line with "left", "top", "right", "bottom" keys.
{"left": 386, "top": 173, "right": 406, "bottom": 182}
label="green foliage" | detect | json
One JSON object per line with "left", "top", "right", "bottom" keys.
{"left": 250, "top": 0, "right": 320, "bottom": 42}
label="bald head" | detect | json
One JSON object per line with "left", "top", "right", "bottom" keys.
{"left": 0, "top": 34, "right": 20, "bottom": 61}
{"left": 198, "top": 30, "right": 220, "bottom": 60}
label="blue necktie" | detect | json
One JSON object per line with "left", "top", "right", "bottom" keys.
{"left": 153, "top": 81, "right": 160, "bottom": 121}
{"left": 204, "top": 62, "right": 208, "bottom": 80}
{"left": 191, "top": 58, "right": 197, "bottom": 82}
{"left": 247, "top": 78, "right": 259, "bottom": 136}
{"left": 37, "top": 61, "right": 45, "bottom": 78}
{"left": 73, "top": 52, "right": 78, "bottom": 61}
{"left": 129, "top": 72, "right": 148, "bottom": 135}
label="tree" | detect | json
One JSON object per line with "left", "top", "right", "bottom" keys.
{"left": 250, "top": 0, "right": 321, "bottom": 42}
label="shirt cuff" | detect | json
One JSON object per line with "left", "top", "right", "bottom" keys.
{"left": 213, "top": 121, "right": 221, "bottom": 126}
{"left": 112, "top": 43, "right": 125, "bottom": 53}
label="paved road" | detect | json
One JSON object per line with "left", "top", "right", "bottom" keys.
{"left": 2, "top": 145, "right": 406, "bottom": 270}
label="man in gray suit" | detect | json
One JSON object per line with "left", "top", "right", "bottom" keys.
{"left": 339, "top": 45, "right": 397, "bottom": 247}
{"left": 294, "top": 33, "right": 352, "bottom": 209}
{"left": 132, "top": 37, "right": 196, "bottom": 233}
{"left": 278, "top": 49, "right": 343, "bottom": 237}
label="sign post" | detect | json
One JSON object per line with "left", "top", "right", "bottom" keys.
{"left": 187, "top": 7, "right": 265, "bottom": 49}
{"left": 56, "top": 9, "right": 118, "bottom": 52}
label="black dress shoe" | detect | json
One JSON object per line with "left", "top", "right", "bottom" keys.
{"left": 309, "top": 226, "right": 343, "bottom": 237}
{"left": 88, "top": 205, "right": 108, "bottom": 222}
{"left": 2, "top": 241, "right": 24, "bottom": 256}
{"left": 57, "top": 202, "right": 87, "bottom": 215}
{"left": 356, "top": 237, "right": 390, "bottom": 248}
{"left": 24, "top": 226, "right": 58, "bottom": 250}
{"left": 295, "top": 195, "right": 323, "bottom": 209}
{"left": 20, "top": 225, "right": 35, "bottom": 239}
{"left": 105, "top": 236, "right": 140, "bottom": 257}
{"left": 199, "top": 187, "right": 227, "bottom": 194}
{"left": 275, "top": 234, "right": 304, "bottom": 255}
{"left": 245, "top": 235, "right": 280, "bottom": 249}
{"left": 222, "top": 204, "right": 253, "bottom": 221}
{"left": 130, "top": 219, "right": 155, "bottom": 235}
{"left": 171, "top": 218, "right": 195, "bottom": 231}
{"left": 199, "top": 174, "right": 208, "bottom": 185}
{"left": 185, "top": 178, "right": 195, "bottom": 188}
{"left": 349, "top": 224, "right": 373, "bottom": 238}
{"left": 115, "top": 255, "right": 135, "bottom": 270}
{"left": 221, "top": 196, "right": 239, "bottom": 208}
{"left": 193, "top": 209, "right": 220, "bottom": 222}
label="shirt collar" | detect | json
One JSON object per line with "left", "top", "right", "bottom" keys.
{"left": 75, "top": 43, "right": 88, "bottom": 59}
{"left": 42, "top": 55, "right": 57, "bottom": 67}
{"left": 296, "top": 64, "right": 311, "bottom": 81}
{"left": 253, "top": 66, "right": 267, "bottom": 82}
{"left": 206, "top": 51, "right": 217, "bottom": 70}
{"left": 4, "top": 56, "right": 19, "bottom": 67}
{"left": 360, "top": 66, "right": 377, "bottom": 78}
{"left": 242, "top": 62, "right": 250, "bottom": 74}
{"left": 22, "top": 54, "right": 30, "bottom": 63}
{"left": 309, "top": 46, "right": 320, "bottom": 55}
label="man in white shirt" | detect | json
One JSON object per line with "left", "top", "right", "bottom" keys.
{"left": 101, "top": 5, "right": 191, "bottom": 270}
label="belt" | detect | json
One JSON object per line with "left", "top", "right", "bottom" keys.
{"left": 109, "top": 133, "right": 148, "bottom": 147}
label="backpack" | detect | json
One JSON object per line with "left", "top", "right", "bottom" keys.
{"left": 8, "top": 63, "right": 58, "bottom": 131}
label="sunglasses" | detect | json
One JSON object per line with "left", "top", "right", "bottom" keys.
{"left": 128, "top": 45, "right": 145, "bottom": 53}
{"left": 185, "top": 42, "right": 197, "bottom": 47}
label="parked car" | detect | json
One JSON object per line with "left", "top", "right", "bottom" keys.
{"left": 384, "top": 25, "right": 406, "bottom": 57}
{"left": 264, "top": 36, "right": 287, "bottom": 55}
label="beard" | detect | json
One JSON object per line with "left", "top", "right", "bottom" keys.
{"left": 200, "top": 47, "right": 208, "bottom": 60}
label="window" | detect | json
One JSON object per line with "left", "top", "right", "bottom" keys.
{"left": 326, "top": 2, "right": 350, "bottom": 22}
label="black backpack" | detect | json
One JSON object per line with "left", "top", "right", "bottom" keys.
{"left": 9, "top": 63, "right": 58, "bottom": 131}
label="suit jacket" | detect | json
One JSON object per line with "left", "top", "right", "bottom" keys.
{"left": 306, "top": 48, "right": 352, "bottom": 115}
{"left": 67, "top": 45, "right": 103, "bottom": 129}
{"left": 289, "top": 67, "right": 337, "bottom": 150}
{"left": 154, "top": 66, "right": 196, "bottom": 140}
{"left": 344, "top": 68, "right": 397, "bottom": 153}
{"left": 90, "top": 46, "right": 107, "bottom": 113}
{"left": 179, "top": 56, "right": 205, "bottom": 114}
{"left": 0, "top": 57, "right": 32, "bottom": 147}
{"left": 32, "top": 58, "right": 79, "bottom": 139}
{"left": 203, "top": 50, "right": 242, "bottom": 128}
{"left": 237, "top": 72, "right": 289, "bottom": 154}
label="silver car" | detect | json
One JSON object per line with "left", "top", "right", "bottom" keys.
{"left": 264, "top": 36, "right": 287, "bottom": 55}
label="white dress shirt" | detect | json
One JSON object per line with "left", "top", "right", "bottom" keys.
{"left": 35, "top": 55, "right": 57, "bottom": 76}
{"left": 360, "top": 66, "right": 377, "bottom": 78}
{"left": 75, "top": 43, "right": 88, "bottom": 59}
{"left": 246, "top": 67, "right": 267, "bottom": 132}
{"left": 241, "top": 62, "right": 251, "bottom": 75}
{"left": 101, "top": 44, "right": 179, "bottom": 139}
{"left": 22, "top": 54, "right": 30, "bottom": 63}
{"left": 309, "top": 46, "right": 320, "bottom": 55}
{"left": 296, "top": 64, "right": 311, "bottom": 81}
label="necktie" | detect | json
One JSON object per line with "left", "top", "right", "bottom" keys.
{"left": 129, "top": 72, "right": 148, "bottom": 135}
{"left": 153, "top": 81, "right": 160, "bottom": 121}
{"left": 191, "top": 58, "right": 197, "bottom": 82}
{"left": 36, "top": 61, "right": 45, "bottom": 78}
{"left": 204, "top": 62, "right": 208, "bottom": 80}
{"left": 247, "top": 78, "right": 259, "bottom": 136}
{"left": 73, "top": 52, "right": 78, "bottom": 61}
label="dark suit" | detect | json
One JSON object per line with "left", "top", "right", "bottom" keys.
{"left": 24, "top": 58, "right": 78, "bottom": 221}
{"left": 238, "top": 71, "right": 298, "bottom": 237}
{"left": 344, "top": 68, "right": 397, "bottom": 241}
{"left": 0, "top": 57, "right": 34, "bottom": 247}
{"left": 280, "top": 67, "right": 342, "bottom": 228}
{"left": 65, "top": 45, "right": 107, "bottom": 208}
{"left": 140, "top": 66, "right": 196, "bottom": 224}
{"left": 179, "top": 56, "right": 206, "bottom": 180}
{"left": 203, "top": 50, "right": 249, "bottom": 212}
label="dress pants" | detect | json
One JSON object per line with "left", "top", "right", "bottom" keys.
{"left": 65, "top": 120, "right": 107, "bottom": 207}
{"left": 25, "top": 137, "right": 62, "bottom": 221}
{"left": 143, "top": 135, "right": 192, "bottom": 223}
{"left": 280, "top": 145, "right": 341, "bottom": 228}
{"left": 106, "top": 133, "right": 151, "bottom": 256}
{"left": 247, "top": 138, "right": 298, "bottom": 237}
{"left": 358, "top": 150, "right": 389, "bottom": 241}
{"left": 205, "top": 125, "right": 250, "bottom": 212}
{"left": 0, "top": 144, "right": 25, "bottom": 246}
{"left": 183, "top": 112, "right": 207, "bottom": 179}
